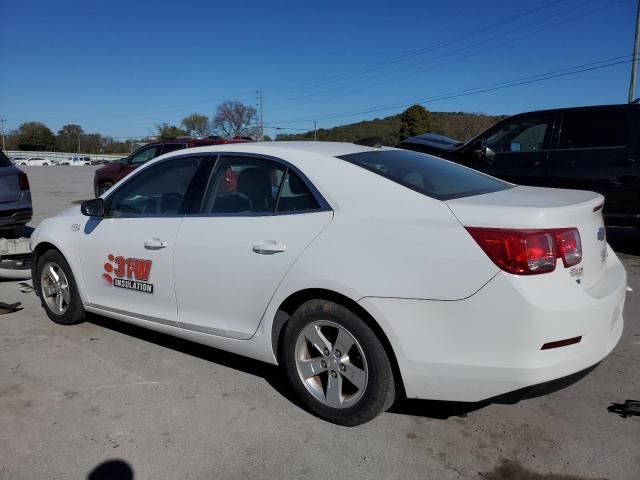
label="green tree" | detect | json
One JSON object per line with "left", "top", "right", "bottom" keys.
{"left": 17, "top": 122, "right": 56, "bottom": 151}
{"left": 181, "top": 113, "right": 210, "bottom": 137}
{"left": 398, "top": 105, "right": 433, "bottom": 140}
{"left": 57, "top": 124, "right": 84, "bottom": 151}
{"left": 155, "top": 123, "right": 188, "bottom": 139}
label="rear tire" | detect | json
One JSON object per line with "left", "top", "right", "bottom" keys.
{"left": 281, "top": 299, "right": 396, "bottom": 426}
{"left": 36, "top": 250, "right": 85, "bottom": 325}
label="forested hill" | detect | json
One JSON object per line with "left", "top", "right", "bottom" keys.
{"left": 275, "top": 111, "right": 507, "bottom": 146}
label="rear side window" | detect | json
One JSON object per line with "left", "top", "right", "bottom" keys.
{"left": 559, "top": 110, "right": 628, "bottom": 149}
{"left": 202, "top": 156, "right": 286, "bottom": 214}
{"left": 275, "top": 170, "right": 320, "bottom": 213}
{"left": 338, "top": 150, "right": 511, "bottom": 200}
{"left": 0, "top": 151, "right": 11, "bottom": 167}
{"left": 160, "top": 143, "right": 186, "bottom": 155}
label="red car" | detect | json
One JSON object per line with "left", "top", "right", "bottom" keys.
{"left": 93, "top": 137, "right": 250, "bottom": 197}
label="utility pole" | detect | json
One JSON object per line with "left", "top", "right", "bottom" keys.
{"left": 78, "top": 137, "right": 81, "bottom": 154}
{"left": 257, "top": 89, "right": 264, "bottom": 141}
{"left": 629, "top": 0, "right": 640, "bottom": 102}
{"left": 0, "top": 118, "right": 6, "bottom": 152}
{"left": 314, "top": 120, "right": 318, "bottom": 141}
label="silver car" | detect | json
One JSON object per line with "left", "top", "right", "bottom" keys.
{"left": 0, "top": 151, "right": 32, "bottom": 233}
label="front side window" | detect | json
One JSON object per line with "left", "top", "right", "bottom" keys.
{"left": 107, "top": 156, "right": 203, "bottom": 217}
{"left": 202, "top": 157, "right": 286, "bottom": 214}
{"left": 559, "top": 110, "right": 627, "bottom": 149}
{"left": 482, "top": 115, "right": 551, "bottom": 153}
{"left": 129, "top": 145, "right": 160, "bottom": 165}
{"left": 338, "top": 149, "right": 511, "bottom": 200}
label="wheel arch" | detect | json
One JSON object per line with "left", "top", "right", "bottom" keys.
{"left": 31, "top": 241, "right": 65, "bottom": 297}
{"left": 271, "top": 288, "right": 405, "bottom": 396}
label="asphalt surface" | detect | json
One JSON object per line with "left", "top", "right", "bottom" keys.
{"left": 0, "top": 166, "right": 638, "bottom": 480}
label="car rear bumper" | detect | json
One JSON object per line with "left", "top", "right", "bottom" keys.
{"left": 359, "top": 245, "right": 627, "bottom": 402}
{"left": 0, "top": 208, "right": 32, "bottom": 228}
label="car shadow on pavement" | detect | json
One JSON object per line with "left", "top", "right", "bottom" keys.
{"left": 86, "top": 313, "right": 303, "bottom": 408}
{"left": 88, "top": 313, "right": 484, "bottom": 420}
{"left": 87, "top": 313, "right": 598, "bottom": 422}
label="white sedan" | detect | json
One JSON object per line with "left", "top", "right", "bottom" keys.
{"left": 19, "top": 157, "right": 52, "bottom": 166}
{"left": 30, "top": 142, "right": 627, "bottom": 425}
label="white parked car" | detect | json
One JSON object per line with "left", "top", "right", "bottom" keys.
{"left": 61, "top": 155, "right": 91, "bottom": 166}
{"left": 19, "top": 156, "right": 51, "bottom": 166}
{"left": 30, "top": 142, "right": 627, "bottom": 425}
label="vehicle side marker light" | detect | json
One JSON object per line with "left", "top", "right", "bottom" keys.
{"left": 541, "top": 336, "right": 582, "bottom": 350}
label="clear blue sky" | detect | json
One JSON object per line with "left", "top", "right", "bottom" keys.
{"left": 1, "top": 0, "right": 635, "bottom": 138}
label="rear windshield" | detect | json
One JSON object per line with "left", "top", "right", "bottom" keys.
{"left": 0, "top": 151, "right": 11, "bottom": 167}
{"left": 338, "top": 149, "right": 511, "bottom": 200}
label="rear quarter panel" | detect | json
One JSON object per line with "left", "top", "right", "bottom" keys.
{"left": 256, "top": 153, "right": 499, "bottom": 348}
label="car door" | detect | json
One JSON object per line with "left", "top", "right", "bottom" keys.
{"left": 174, "top": 154, "right": 333, "bottom": 339}
{"left": 546, "top": 107, "right": 639, "bottom": 223}
{"left": 79, "top": 154, "right": 210, "bottom": 325}
{"left": 460, "top": 113, "right": 555, "bottom": 186}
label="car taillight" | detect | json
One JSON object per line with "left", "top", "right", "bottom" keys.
{"left": 18, "top": 172, "right": 30, "bottom": 191}
{"left": 555, "top": 228, "right": 582, "bottom": 267}
{"left": 466, "top": 227, "right": 582, "bottom": 275}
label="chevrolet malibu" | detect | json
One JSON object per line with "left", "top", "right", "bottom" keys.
{"left": 30, "top": 142, "right": 627, "bottom": 425}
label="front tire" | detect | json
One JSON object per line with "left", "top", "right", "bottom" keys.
{"left": 282, "top": 300, "right": 396, "bottom": 426}
{"left": 36, "top": 250, "right": 85, "bottom": 325}
{"left": 98, "top": 181, "right": 114, "bottom": 196}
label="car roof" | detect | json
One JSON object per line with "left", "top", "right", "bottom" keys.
{"left": 184, "top": 141, "right": 381, "bottom": 158}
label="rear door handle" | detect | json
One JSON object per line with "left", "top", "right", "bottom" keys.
{"left": 253, "top": 241, "right": 287, "bottom": 255}
{"left": 144, "top": 238, "right": 167, "bottom": 250}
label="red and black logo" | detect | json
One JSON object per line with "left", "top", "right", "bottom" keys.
{"left": 103, "top": 254, "right": 154, "bottom": 294}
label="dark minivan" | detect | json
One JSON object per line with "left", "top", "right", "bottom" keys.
{"left": 397, "top": 104, "right": 640, "bottom": 227}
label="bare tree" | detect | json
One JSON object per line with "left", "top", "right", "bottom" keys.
{"left": 212, "top": 101, "right": 258, "bottom": 138}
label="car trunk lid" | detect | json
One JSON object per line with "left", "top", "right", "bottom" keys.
{"left": 445, "top": 186, "right": 607, "bottom": 290}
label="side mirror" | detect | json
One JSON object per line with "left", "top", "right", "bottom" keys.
{"left": 81, "top": 198, "right": 105, "bottom": 217}
{"left": 483, "top": 146, "right": 496, "bottom": 162}
{"left": 510, "top": 142, "right": 521, "bottom": 152}
{"left": 473, "top": 146, "right": 496, "bottom": 164}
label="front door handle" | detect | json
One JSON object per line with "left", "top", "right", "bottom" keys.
{"left": 253, "top": 241, "right": 286, "bottom": 255}
{"left": 144, "top": 238, "right": 167, "bottom": 250}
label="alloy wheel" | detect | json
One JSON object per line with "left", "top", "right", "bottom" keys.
{"left": 40, "top": 262, "right": 71, "bottom": 315}
{"left": 294, "top": 320, "right": 368, "bottom": 409}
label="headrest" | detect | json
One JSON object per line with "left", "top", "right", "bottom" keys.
{"left": 237, "top": 167, "right": 272, "bottom": 198}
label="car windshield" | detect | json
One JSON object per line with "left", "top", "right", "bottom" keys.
{"left": 338, "top": 149, "right": 512, "bottom": 200}
{"left": 0, "top": 151, "right": 11, "bottom": 167}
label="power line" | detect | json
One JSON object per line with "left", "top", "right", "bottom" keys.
{"left": 266, "top": 0, "right": 571, "bottom": 97}
{"left": 267, "top": 0, "right": 615, "bottom": 107}
{"left": 268, "top": 55, "right": 632, "bottom": 125}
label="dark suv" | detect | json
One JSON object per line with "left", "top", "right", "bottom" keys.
{"left": 397, "top": 104, "right": 640, "bottom": 227}
{"left": 93, "top": 137, "right": 251, "bottom": 197}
